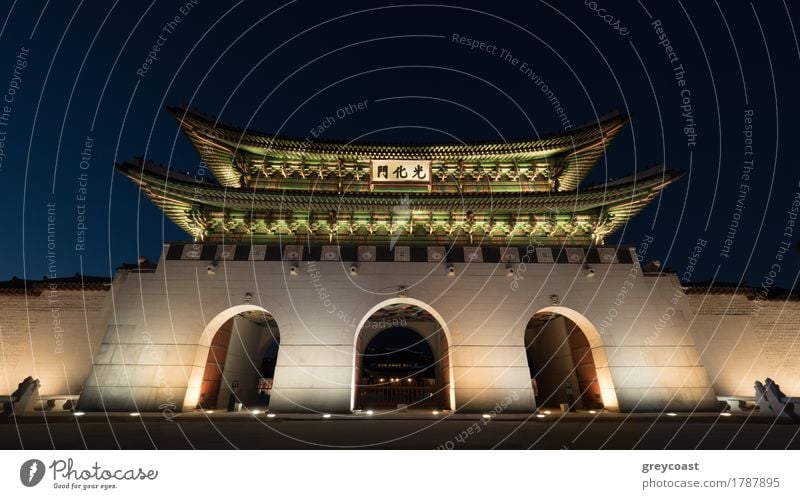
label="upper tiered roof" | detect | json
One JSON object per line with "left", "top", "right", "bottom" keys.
{"left": 167, "top": 106, "right": 629, "bottom": 193}
{"left": 116, "top": 106, "right": 681, "bottom": 246}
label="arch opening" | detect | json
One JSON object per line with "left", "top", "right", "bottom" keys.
{"left": 185, "top": 305, "right": 280, "bottom": 411}
{"left": 524, "top": 306, "right": 615, "bottom": 411}
{"left": 351, "top": 298, "right": 455, "bottom": 411}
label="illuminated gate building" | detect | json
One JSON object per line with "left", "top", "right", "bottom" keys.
{"left": 12, "top": 106, "right": 799, "bottom": 415}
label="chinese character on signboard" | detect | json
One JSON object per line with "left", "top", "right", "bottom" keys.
{"left": 371, "top": 159, "right": 431, "bottom": 183}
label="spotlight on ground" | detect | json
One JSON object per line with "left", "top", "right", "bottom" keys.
{"left": 74, "top": 412, "right": 86, "bottom": 416}
{"left": 365, "top": 410, "right": 374, "bottom": 416}
{"left": 536, "top": 414, "right": 546, "bottom": 419}
{"left": 432, "top": 410, "right": 440, "bottom": 415}
{"left": 720, "top": 412, "right": 732, "bottom": 417}
{"left": 542, "top": 410, "right": 552, "bottom": 415}
{"left": 481, "top": 414, "right": 492, "bottom": 419}
{"left": 206, "top": 410, "right": 214, "bottom": 414}
{"left": 129, "top": 412, "right": 140, "bottom": 417}
{"left": 266, "top": 413, "right": 276, "bottom": 418}
{"left": 666, "top": 412, "right": 677, "bottom": 417}
{"left": 322, "top": 413, "right": 332, "bottom": 419}
{"left": 251, "top": 409, "right": 262, "bottom": 415}
{"left": 588, "top": 410, "right": 597, "bottom": 414}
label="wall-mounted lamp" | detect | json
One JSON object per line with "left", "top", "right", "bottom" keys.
{"left": 206, "top": 261, "right": 218, "bottom": 275}
{"left": 642, "top": 260, "right": 662, "bottom": 273}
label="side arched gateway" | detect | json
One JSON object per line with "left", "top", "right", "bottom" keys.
{"left": 523, "top": 306, "right": 618, "bottom": 412}
{"left": 350, "top": 298, "right": 456, "bottom": 412}
{"left": 183, "top": 305, "right": 280, "bottom": 411}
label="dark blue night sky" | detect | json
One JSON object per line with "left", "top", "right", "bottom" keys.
{"left": 1, "top": 1, "right": 799, "bottom": 291}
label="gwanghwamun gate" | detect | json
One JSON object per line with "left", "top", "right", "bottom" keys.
{"left": 2, "top": 107, "right": 799, "bottom": 418}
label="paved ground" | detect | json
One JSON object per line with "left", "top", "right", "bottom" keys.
{"left": 2, "top": 411, "right": 799, "bottom": 449}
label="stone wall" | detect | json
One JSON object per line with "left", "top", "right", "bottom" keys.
{"left": 686, "top": 291, "right": 800, "bottom": 397}
{"left": 0, "top": 278, "right": 116, "bottom": 397}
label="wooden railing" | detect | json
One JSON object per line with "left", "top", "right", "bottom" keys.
{"left": 357, "top": 383, "right": 446, "bottom": 408}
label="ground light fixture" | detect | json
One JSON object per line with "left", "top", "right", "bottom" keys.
{"left": 666, "top": 412, "right": 678, "bottom": 417}
{"left": 720, "top": 412, "right": 732, "bottom": 417}
{"left": 365, "top": 410, "right": 374, "bottom": 415}
{"left": 266, "top": 413, "right": 276, "bottom": 418}
{"left": 481, "top": 414, "right": 492, "bottom": 419}
{"left": 432, "top": 410, "right": 440, "bottom": 415}
{"left": 536, "top": 414, "right": 546, "bottom": 419}
{"left": 251, "top": 410, "right": 262, "bottom": 415}
{"left": 129, "top": 412, "right": 140, "bottom": 417}
{"left": 322, "top": 413, "right": 332, "bottom": 418}
{"left": 73, "top": 412, "right": 86, "bottom": 416}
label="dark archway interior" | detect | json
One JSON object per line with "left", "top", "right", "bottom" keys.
{"left": 356, "top": 325, "right": 448, "bottom": 410}
{"left": 525, "top": 313, "right": 603, "bottom": 411}
{"left": 363, "top": 327, "right": 436, "bottom": 380}
{"left": 198, "top": 311, "right": 280, "bottom": 410}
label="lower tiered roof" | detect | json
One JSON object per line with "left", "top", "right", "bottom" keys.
{"left": 116, "top": 160, "right": 681, "bottom": 246}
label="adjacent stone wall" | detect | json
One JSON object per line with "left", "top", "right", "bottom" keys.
{"left": 686, "top": 291, "right": 800, "bottom": 398}
{"left": 0, "top": 279, "right": 116, "bottom": 397}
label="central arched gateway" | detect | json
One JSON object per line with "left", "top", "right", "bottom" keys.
{"left": 351, "top": 298, "right": 456, "bottom": 411}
